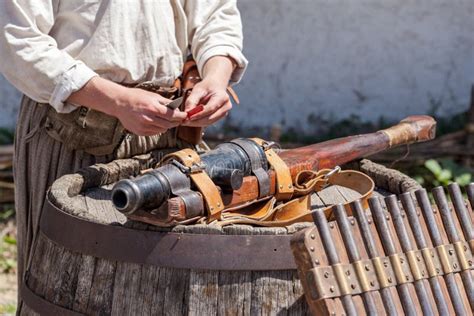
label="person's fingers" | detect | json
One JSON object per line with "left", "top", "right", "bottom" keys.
{"left": 155, "top": 94, "right": 173, "bottom": 105}
{"left": 128, "top": 116, "right": 168, "bottom": 136}
{"left": 183, "top": 101, "right": 232, "bottom": 127}
{"left": 188, "top": 93, "right": 229, "bottom": 121}
{"left": 146, "top": 103, "right": 187, "bottom": 122}
{"left": 184, "top": 87, "right": 208, "bottom": 111}
{"left": 148, "top": 115, "right": 180, "bottom": 129}
{"left": 142, "top": 113, "right": 185, "bottom": 129}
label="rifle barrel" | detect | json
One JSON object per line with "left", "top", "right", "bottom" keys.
{"left": 385, "top": 195, "right": 434, "bottom": 315}
{"left": 369, "top": 197, "right": 417, "bottom": 316}
{"left": 333, "top": 204, "right": 378, "bottom": 315}
{"left": 432, "top": 187, "right": 474, "bottom": 310}
{"left": 350, "top": 200, "right": 398, "bottom": 315}
{"left": 312, "top": 209, "right": 358, "bottom": 316}
{"left": 399, "top": 192, "right": 450, "bottom": 315}
{"left": 415, "top": 189, "right": 468, "bottom": 315}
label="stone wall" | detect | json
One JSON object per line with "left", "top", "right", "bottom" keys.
{"left": 1, "top": 0, "right": 473, "bottom": 135}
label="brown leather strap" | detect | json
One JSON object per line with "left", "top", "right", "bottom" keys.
{"left": 218, "top": 169, "right": 374, "bottom": 227}
{"left": 161, "top": 148, "right": 224, "bottom": 221}
{"left": 21, "top": 282, "right": 85, "bottom": 316}
{"left": 252, "top": 138, "right": 294, "bottom": 200}
{"left": 39, "top": 199, "right": 297, "bottom": 270}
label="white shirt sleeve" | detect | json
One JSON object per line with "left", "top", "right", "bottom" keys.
{"left": 185, "top": 0, "right": 248, "bottom": 84}
{"left": 0, "top": 1, "right": 97, "bottom": 113}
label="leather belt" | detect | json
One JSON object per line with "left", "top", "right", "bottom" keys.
{"left": 21, "top": 282, "right": 85, "bottom": 316}
{"left": 39, "top": 198, "right": 297, "bottom": 271}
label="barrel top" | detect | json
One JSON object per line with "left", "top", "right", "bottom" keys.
{"left": 48, "top": 152, "right": 419, "bottom": 234}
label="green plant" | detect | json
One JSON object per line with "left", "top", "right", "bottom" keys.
{"left": 0, "top": 303, "right": 17, "bottom": 315}
{"left": 0, "top": 209, "right": 14, "bottom": 221}
{"left": 0, "top": 128, "right": 14, "bottom": 145}
{"left": 415, "top": 158, "right": 472, "bottom": 188}
{"left": 0, "top": 234, "right": 17, "bottom": 274}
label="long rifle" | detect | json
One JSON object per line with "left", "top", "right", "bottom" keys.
{"left": 112, "top": 116, "right": 436, "bottom": 222}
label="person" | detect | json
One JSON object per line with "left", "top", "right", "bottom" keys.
{"left": 0, "top": 0, "right": 247, "bottom": 310}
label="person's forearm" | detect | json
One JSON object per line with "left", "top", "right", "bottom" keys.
{"left": 67, "top": 76, "right": 128, "bottom": 116}
{"left": 201, "top": 56, "right": 236, "bottom": 87}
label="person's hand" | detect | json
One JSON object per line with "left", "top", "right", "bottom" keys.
{"left": 181, "top": 55, "right": 236, "bottom": 127}
{"left": 181, "top": 78, "right": 231, "bottom": 127}
{"left": 68, "top": 77, "right": 187, "bottom": 136}
{"left": 114, "top": 88, "right": 186, "bottom": 136}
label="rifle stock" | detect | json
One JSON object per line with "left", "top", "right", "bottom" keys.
{"left": 279, "top": 115, "right": 436, "bottom": 176}
{"left": 137, "top": 116, "right": 436, "bottom": 224}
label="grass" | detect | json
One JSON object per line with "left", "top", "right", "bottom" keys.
{"left": 0, "top": 303, "right": 16, "bottom": 315}
{"left": 0, "top": 204, "right": 16, "bottom": 274}
{"left": 0, "top": 234, "right": 16, "bottom": 274}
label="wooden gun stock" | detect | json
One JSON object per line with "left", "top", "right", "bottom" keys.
{"left": 136, "top": 116, "right": 436, "bottom": 224}
{"left": 280, "top": 115, "right": 436, "bottom": 176}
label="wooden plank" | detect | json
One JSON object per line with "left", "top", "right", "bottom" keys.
{"left": 249, "top": 226, "right": 309, "bottom": 315}
{"left": 77, "top": 192, "right": 116, "bottom": 315}
{"left": 219, "top": 225, "right": 253, "bottom": 316}
{"left": 174, "top": 224, "right": 221, "bottom": 315}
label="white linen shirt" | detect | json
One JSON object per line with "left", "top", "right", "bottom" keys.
{"left": 0, "top": 0, "right": 248, "bottom": 113}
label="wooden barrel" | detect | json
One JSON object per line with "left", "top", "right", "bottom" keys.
{"left": 19, "top": 152, "right": 420, "bottom": 315}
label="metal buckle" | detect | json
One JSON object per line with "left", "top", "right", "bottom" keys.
{"left": 170, "top": 159, "right": 204, "bottom": 174}
{"left": 261, "top": 141, "right": 281, "bottom": 151}
{"left": 324, "top": 166, "right": 341, "bottom": 180}
{"left": 170, "top": 160, "right": 191, "bottom": 174}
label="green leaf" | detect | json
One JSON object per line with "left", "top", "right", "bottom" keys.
{"left": 0, "top": 209, "right": 14, "bottom": 220}
{"left": 437, "top": 169, "right": 452, "bottom": 182}
{"left": 424, "top": 159, "right": 442, "bottom": 176}
{"left": 455, "top": 173, "right": 472, "bottom": 186}
{"left": 2, "top": 235, "right": 16, "bottom": 245}
{"left": 413, "top": 176, "right": 425, "bottom": 186}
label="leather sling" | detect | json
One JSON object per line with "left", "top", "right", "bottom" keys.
{"left": 160, "top": 148, "right": 225, "bottom": 221}
{"left": 218, "top": 168, "right": 374, "bottom": 226}
{"left": 157, "top": 145, "right": 374, "bottom": 226}
{"left": 251, "top": 138, "right": 294, "bottom": 200}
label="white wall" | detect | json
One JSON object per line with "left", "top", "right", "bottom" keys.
{"left": 0, "top": 75, "right": 21, "bottom": 129}
{"left": 1, "top": 0, "right": 473, "bottom": 134}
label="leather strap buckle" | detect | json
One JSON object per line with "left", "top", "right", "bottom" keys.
{"left": 171, "top": 159, "right": 204, "bottom": 174}
{"left": 161, "top": 148, "right": 225, "bottom": 221}
{"left": 324, "top": 166, "right": 341, "bottom": 180}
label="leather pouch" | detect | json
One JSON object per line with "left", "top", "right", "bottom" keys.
{"left": 44, "top": 105, "right": 125, "bottom": 156}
